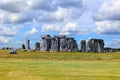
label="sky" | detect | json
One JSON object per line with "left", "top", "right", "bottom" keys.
{"left": 0, "top": 0, "right": 120, "bottom": 49}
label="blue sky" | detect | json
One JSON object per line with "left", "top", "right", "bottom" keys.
{"left": 0, "top": 0, "right": 120, "bottom": 49}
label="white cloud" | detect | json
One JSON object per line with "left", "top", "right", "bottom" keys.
{"left": 0, "top": 0, "right": 55, "bottom": 13}
{"left": 0, "top": 0, "right": 84, "bottom": 24}
{"left": 61, "top": 22, "right": 89, "bottom": 35}
{"left": 42, "top": 24, "right": 60, "bottom": 32}
{"left": 57, "top": 0, "right": 83, "bottom": 8}
{"left": 0, "top": 25, "right": 18, "bottom": 37}
{"left": 42, "top": 22, "right": 89, "bottom": 36}
{"left": 0, "top": 24, "right": 22, "bottom": 44}
{"left": 94, "top": 0, "right": 120, "bottom": 34}
{"left": 24, "top": 28, "right": 38, "bottom": 38}
{"left": 96, "top": 21, "right": 120, "bottom": 34}
{"left": 105, "top": 39, "right": 120, "bottom": 48}
{"left": 0, "top": 36, "right": 12, "bottom": 43}
{"left": 60, "top": 22, "right": 78, "bottom": 35}
{"left": 51, "top": 7, "right": 83, "bottom": 21}
{"left": 64, "top": 22, "right": 78, "bottom": 31}
{"left": 51, "top": 7, "right": 69, "bottom": 21}
{"left": 25, "top": 28, "right": 38, "bottom": 35}
{"left": 94, "top": 0, "right": 120, "bottom": 21}
{"left": 16, "top": 41, "right": 23, "bottom": 45}
{"left": 26, "top": 0, "right": 56, "bottom": 11}
{"left": 0, "top": 0, "right": 26, "bottom": 13}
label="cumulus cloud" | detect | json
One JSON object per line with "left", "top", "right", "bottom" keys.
{"left": 93, "top": 0, "right": 120, "bottom": 34}
{"left": 0, "top": 24, "right": 22, "bottom": 44}
{"left": 0, "top": 0, "right": 55, "bottom": 13}
{"left": 42, "top": 24, "right": 60, "bottom": 32}
{"left": 60, "top": 22, "right": 78, "bottom": 35}
{"left": 27, "top": 0, "right": 56, "bottom": 11}
{"left": 51, "top": 7, "right": 83, "bottom": 21}
{"left": 57, "top": 0, "right": 83, "bottom": 8}
{"left": 106, "top": 39, "right": 120, "bottom": 48}
{"left": 60, "top": 22, "right": 89, "bottom": 35}
{"left": 0, "top": 25, "right": 18, "bottom": 37}
{"left": 42, "top": 22, "right": 89, "bottom": 36}
{"left": 93, "top": 0, "right": 120, "bottom": 21}
{"left": 0, "top": 0, "right": 26, "bottom": 13}
{"left": 24, "top": 28, "right": 38, "bottom": 39}
{"left": 96, "top": 21, "right": 120, "bottom": 34}
{"left": 0, "top": 0, "right": 83, "bottom": 24}
{"left": 0, "top": 0, "right": 85, "bottom": 36}
{"left": 0, "top": 36, "right": 12, "bottom": 43}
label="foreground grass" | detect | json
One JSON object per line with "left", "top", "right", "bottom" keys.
{"left": 0, "top": 50, "right": 120, "bottom": 80}
{"left": 0, "top": 59, "right": 120, "bottom": 80}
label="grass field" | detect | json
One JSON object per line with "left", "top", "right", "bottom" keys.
{"left": 0, "top": 50, "right": 120, "bottom": 80}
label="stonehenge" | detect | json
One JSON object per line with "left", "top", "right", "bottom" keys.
{"left": 23, "top": 35, "right": 105, "bottom": 53}
{"left": 87, "top": 39, "right": 104, "bottom": 52}
{"left": 40, "top": 35, "right": 78, "bottom": 52}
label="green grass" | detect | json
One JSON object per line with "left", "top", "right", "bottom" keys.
{"left": 0, "top": 59, "right": 120, "bottom": 80}
{"left": 0, "top": 50, "right": 120, "bottom": 80}
{"left": 0, "top": 50, "right": 120, "bottom": 60}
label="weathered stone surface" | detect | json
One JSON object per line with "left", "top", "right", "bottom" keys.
{"left": 80, "top": 40, "right": 86, "bottom": 52}
{"left": 87, "top": 39, "right": 104, "bottom": 52}
{"left": 9, "top": 49, "right": 17, "bottom": 54}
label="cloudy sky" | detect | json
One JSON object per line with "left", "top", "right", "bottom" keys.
{"left": 0, "top": 0, "right": 120, "bottom": 48}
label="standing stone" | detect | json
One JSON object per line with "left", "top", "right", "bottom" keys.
{"left": 40, "top": 35, "right": 51, "bottom": 51}
{"left": 87, "top": 39, "right": 104, "bottom": 52}
{"left": 26, "top": 40, "right": 30, "bottom": 50}
{"left": 35, "top": 42, "right": 40, "bottom": 50}
{"left": 80, "top": 40, "right": 86, "bottom": 52}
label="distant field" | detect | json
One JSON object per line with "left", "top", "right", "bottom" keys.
{"left": 0, "top": 50, "right": 120, "bottom": 80}
{"left": 0, "top": 50, "right": 120, "bottom": 60}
